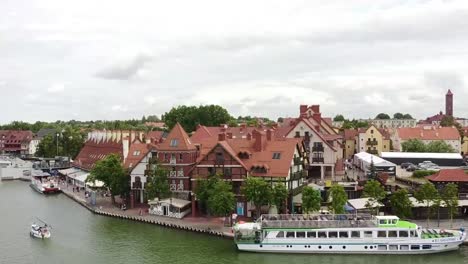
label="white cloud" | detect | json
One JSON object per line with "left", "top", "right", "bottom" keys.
{"left": 1, "top": 0, "right": 468, "bottom": 123}
{"left": 47, "top": 84, "right": 65, "bottom": 93}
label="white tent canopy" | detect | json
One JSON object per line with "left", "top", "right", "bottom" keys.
{"left": 381, "top": 152, "right": 463, "bottom": 160}
{"left": 354, "top": 152, "right": 396, "bottom": 167}
{"left": 347, "top": 198, "right": 384, "bottom": 210}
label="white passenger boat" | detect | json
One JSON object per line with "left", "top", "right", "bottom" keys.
{"left": 233, "top": 214, "right": 466, "bottom": 254}
{"left": 29, "top": 171, "right": 61, "bottom": 194}
{"left": 30, "top": 219, "right": 51, "bottom": 239}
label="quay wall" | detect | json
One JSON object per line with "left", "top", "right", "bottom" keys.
{"left": 60, "top": 190, "right": 233, "bottom": 240}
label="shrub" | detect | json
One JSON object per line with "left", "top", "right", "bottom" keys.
{"left": 412, "top": 170, "right": 437, "bottom": 178}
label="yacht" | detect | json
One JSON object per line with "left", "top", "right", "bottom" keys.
{"left": 233, "top": 214, "right": 466, "bottom": 254}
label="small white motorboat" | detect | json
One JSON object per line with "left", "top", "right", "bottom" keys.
{"left": 30, "top": 218, "right": 51, "bottom": 239}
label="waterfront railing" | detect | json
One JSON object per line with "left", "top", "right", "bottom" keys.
{"left": 260, "top": 214, "right": 375, "bottom": 229}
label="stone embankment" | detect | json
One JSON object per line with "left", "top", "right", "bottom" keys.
{"left": 61, "top": 189, "right": 233, "bottom": 239}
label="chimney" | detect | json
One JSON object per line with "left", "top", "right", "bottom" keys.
{"left": 266, "top": 129, "right": 274, "bottom": 141}
{"left": 218, "top": 133, "right": 226, "bottom": 141}
{"left": 300, "top": 105, "right": 308, "bottom": 115}
{"left": 122, "top": 136, "right": 130, "bottom": 162}
{"left": 253, "top": 130, "right": 266, "bottom": 151}
{"left": 226, "top": 132, "right": 233, "bottom": 139}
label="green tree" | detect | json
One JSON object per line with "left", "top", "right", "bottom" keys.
{"left": 389, "top": 189, "right": 412, "bottom": 218}
{"left": 401, "top": 139, "right": 427, "bottom": 152}
{"left": 163, "top": 105, "right": 233, "bottom": 132}
{"left": 426, "top": 141, "right": 456, "bottom": 153}
{"left": 415, "top": 183, "right": 440, "bottom": 227}
{"left": 87, "top": 153, "right": 129, "bottom": 205}
{"left": 375, "top": 113, "right": 391, "bottom": 119}
{"left": 145, "top": 164, "right": 171, "bottom": 200}
{"left": 207, "top": 180, "right": 236, "bottom": 217}
{"left": 402, "top": 114, "right": 413, "bottom": 119}
{"left": 363, "top": 180, "right": 386, "bottom": 215}
{"left": 194, "top": 174, "right": 220, "bottom": 215}
{"left": 302, "top": 186, "right": 322, "bottom": 214}
{"left": 441, "top": 183, "right": 459, "bottom": 228}
{"left": 272, "top": 183, "right": 288, "bottom": 214}
{"left": 328, "top": 184, "right": 348, "bottom": 214}
{"left": 242, "top": 177, "right": 272, "bottom": 218}
{"left": 35, "top": 135, "right": 56, "bottom": 157}
{"left": 333, "top": 115, "right": 345, "bottom": 122}
{"left": 393, "top": 113, "right": 404, "bottom": 119}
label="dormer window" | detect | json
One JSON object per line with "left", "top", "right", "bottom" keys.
{"left": 251, "top": 166, "right": 267, "bottom": 173}
{"left": 170, "top": 139, "right": 178, "bottom": 147}
{"left": 133, "top": 150, "right": 140, "bottom": 156}
{"left": 238, "top": 151, "right": 249, "bottom": 159}
{"left": 272, "top": 152, "right": 281, "bottom": 159}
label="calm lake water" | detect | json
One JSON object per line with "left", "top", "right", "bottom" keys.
{"left": 1, "top": 180, "right": 468, "bottom": 264}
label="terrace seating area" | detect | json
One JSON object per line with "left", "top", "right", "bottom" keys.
{"left": 260, "top": 214, "right": 375, "bottom": 229}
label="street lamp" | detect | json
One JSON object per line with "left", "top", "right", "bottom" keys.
{"left": 56, "top": 133, "right": 60, "bottom": 156}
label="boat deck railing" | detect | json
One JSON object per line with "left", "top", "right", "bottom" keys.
{"left": 259, "top": 214, "right": 376, "bottom": 229}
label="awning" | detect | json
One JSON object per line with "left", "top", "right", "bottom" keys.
{"left": 58, "top": 168, "right": 81, "bottom": 175}
{"left": 347, "top": 198, "right": 383, "bottom": 210}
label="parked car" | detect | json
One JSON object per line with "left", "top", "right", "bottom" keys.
{"left": 406, "top": 164, "right": 418, "bottom": 172}
{"left": 418, "top": 161, "right": 438, "bottom": 170}
{"left": 400, "top": 162, "right": 414, "bottom": 169}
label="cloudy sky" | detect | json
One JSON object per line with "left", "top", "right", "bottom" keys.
{"left": 1, "top": 0, "right": 468, "bottom": 124}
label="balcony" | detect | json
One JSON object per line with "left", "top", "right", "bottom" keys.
{"left": 312, "top": 145, "right": 324, "bottom": 152}
{"left": 366, "top": 140, "right": 378, "bottom": 146}
{"left": 367, "top": 149, "right": 378, "bottom": 155}
{"left": 311, "top": 157, "right": 324, "bottom": 163}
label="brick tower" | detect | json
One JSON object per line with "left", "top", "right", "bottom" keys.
{"left": 445, "top": 89, "right": 453, "bottom": 116}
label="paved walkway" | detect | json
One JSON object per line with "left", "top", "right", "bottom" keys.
{"left": 60, "top": 182, "right": 234, "bottom": 238}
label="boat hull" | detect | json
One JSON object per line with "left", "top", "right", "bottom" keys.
{"left": 236, "top": 241, "right": 463, "bottom": 254}
{"left": 29, "top": 183, "right": 61, "bottom": 194}
{"left": 30, "top": 231, "right": 51, "bottom": 239}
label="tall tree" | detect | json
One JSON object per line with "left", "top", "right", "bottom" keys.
{"left": 368, "top": 159, "right": 377, "bottom": 180}
{"left": 415, "top": 183, "right": 440, "bottom": 227}
{"left": 145, "top": 164, "right": 171, "bottom": 200}
{"left": 401, "top": 139, "right": 427, "bottom": 152}
{"left": 328, "top": 185, "right": 348, "bottom": 214}
{"left": 272, "top": 183, "right": 288, "bottom": 214}
{"left": 389, "top": 189, "right": 412, "bottom": 218}
{"left": 242, "top": 177, "right": 272, "bottom": 218}
{"left": 402, "top": 114, "right": 413, "bottom": 119}
{"left": 375, "top": 113, "right": 391, "bottom": 119}
{"left": 333, "top": 115, "right": 345, "bottom": 122}
{"left": 87, "top": 153, "right": 128, "bottom": 205}
{"left": 363, "top": 180, "right": 386, "bottom": 215}
{"left": 441, "top": 183, "right": 459, "bottom": 228}
{"left": 302, "top": 186, "right": 322, "bottom": 214}
{"left": 207, "top": 180, "right": 236, "bottom": 217}
{"left": 163, "top": 105, "right": 233, "bottom": 132}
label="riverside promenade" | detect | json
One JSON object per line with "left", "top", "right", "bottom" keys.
{"left": 60, "top": 184, "right": 234, "bottom": 239}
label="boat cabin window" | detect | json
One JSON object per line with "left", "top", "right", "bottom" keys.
{"left": 286, "top": 232, "right": 295, "bottom": 238}
{"left": 410, "top": 231, "right": 418, "bottom": 238}
{"left": 377, "top": 231, "right": 386, "bottom": 238}
{"left": 307, "top": 231, "right": 316, "bottom": 238}
{"left": 339, "top": 231, "right": 349, "bottom": 238}
{"left": 296, "top": 232, "right": 306, "bottom": 238}
{"left": 388, "top": 231, "right": 398, "bottom": 238}
{"left": 399, "top": 231, "right": 409, "bottom": 238}
{"left": 379, "top": 219, "right": 387, "bottom": 225}
{"left": 391, "top": 219, "right": 397, "bottom": 224}
{"left": 351, "top": 231, "right": 360, "bottom": 238}
{"left": 364, "top": 231, "right": 373, "bottom": 238}
{"left": 276, "top": 231, "right": 284, "bottom": 238}
{"left": 400, "top": 245, "right": 409, "bottom": 251}
{"left": 422, "top": 245, "right": 432, "bottom": 250}
{"left": 328, "top": 231, "right": 338, "bottom": 238}
{"left": 318, "top": 231, "right": 327, "bottom": 238}
{"left": 411, "top": 245, "right": 420, "bottom": 250}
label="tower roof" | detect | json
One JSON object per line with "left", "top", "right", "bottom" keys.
{"left": 446, "top": 89, "right": 453, "bottom": 95}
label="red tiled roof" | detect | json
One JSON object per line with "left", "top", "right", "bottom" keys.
{"left": 146, "top": 131, "right": 165, "bottom": 142}
{"left": 72, "top": 139, "right": 123, "bottom": 171}
{"left": 155, "top": 123, "right": 196, "bottom": 151}
{"left": 323, "top": 117, "right": 333, "bottom": 127}
{"left": 124, "top": 140, "right": 151, "bottom": 169}
{"left": 397, "top": 127, "right": 460, "bottom": 140}
{"left": 343, "top": 129, "right": 358, "bottom": 140}
{"left": 0, "top": 130, "right": 33, "bottom": 143}
{"left": 427, "top": 169, "right": 468, "bottom": 182}
{"left": 191, "top": 125, "right": 257, "bottom": 141}
{"left": 378, "top": 129, "right": 391, "bottom": 140}
{"left": 192, "top": 129, "right": 303, "bottom": 178}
